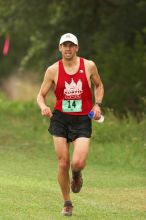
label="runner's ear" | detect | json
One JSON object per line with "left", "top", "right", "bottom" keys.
{"left": 76, "top": 45, "right": 79, "bottom": 52}
{"left": 59, "top": 44, "right": 62, "bottom": 52}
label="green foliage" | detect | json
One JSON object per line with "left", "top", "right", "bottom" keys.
{"left": 96, "top": 34, "right": 146, "bottom": 116}
{"left": 0, "top": 93, "right": 38, "bottom": 117}
{"left": 0, "top": 0, "right": 146, "bottom": 115}
{"left": 90, "top": 110, "right": 146, "bottom": 169}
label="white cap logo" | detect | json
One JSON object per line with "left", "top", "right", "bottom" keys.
{"left": 59, "top": 33, "right": 78, "bottom": 45}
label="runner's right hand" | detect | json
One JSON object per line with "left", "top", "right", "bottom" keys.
{"left": 41, "top": 106, "right": 52, "bottom": 118}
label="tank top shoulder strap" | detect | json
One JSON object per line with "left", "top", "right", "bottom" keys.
{"left": 58, "top": 59, "right": 66, "bottom": 81}
{"left": 79, "top": 57, "right": 85, "bottom": 71}
{"left": 59, "top": 59, "right": 64, "bottom": 72}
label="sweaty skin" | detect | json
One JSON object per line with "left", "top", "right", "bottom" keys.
{"left": 37, "top": 42, "right": 104, "bottom": 120}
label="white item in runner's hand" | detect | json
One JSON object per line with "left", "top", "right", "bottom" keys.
{"left": 88, "top": 111, "right": 104, "bottom": 123}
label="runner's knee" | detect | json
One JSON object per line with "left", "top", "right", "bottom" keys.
{"left": 58, "top": 158, "right": 70, "bottom": 170}
{"left": 71, "top": 160, "right": 86, "bottom": 171}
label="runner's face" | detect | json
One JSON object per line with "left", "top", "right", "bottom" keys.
{"left": 59, "top": 42, "right": 78, "bottom": 60}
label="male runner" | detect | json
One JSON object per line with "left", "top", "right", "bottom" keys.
{"left": 37, "top": 33, "right": 104, "bottom": 216}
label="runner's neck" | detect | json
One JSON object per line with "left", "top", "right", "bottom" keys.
{"left": 62, "top": 57, "right": 80, "bottom": 75}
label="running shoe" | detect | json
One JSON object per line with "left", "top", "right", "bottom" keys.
{"left": 61, "top": 203, "right": 73, "bottom": 216}
{"left": 71, "top": 172, "right": 83, "bottom": 193}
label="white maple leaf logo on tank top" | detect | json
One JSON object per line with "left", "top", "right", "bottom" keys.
{"left": 64, "top": 78, "right": 83, "bottom": 99}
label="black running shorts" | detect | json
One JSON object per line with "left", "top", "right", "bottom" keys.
{"left": 48, "top": 110, "right": 92, "bottom": 142}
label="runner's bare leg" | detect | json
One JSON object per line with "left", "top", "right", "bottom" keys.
{"left": 53, "top": 136, "right": 71, "bottom": 201}
{"left": 71, "top": 137, "right": 90, "bottom": 172}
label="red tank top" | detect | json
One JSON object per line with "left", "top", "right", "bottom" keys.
{"left": 54, "top": 57, "right": 92, "bottom": 115}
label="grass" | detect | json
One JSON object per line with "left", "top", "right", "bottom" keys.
{"left": 0, "top": 98, "right": 146, "bottom": 219}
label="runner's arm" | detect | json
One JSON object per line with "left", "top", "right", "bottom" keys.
{"left": 37, "top": 67, "right": 54, "bottom": 117}
{"left": 90, "top": 62, "right": 104, "bottom": 104}
{"left": 90, "top": 61, "right": 104, "bottom": 119}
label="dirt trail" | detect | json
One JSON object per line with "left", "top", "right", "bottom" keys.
{"left": 1, "top": 74, "right": 40, "bottom": 101}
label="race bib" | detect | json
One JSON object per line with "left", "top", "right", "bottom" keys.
{"left": 62, "top": 100, "right": 82, "bottom": 112}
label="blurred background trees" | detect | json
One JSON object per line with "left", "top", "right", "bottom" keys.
{"left": 0, "top": 0, "right": 146, "bottom": 116}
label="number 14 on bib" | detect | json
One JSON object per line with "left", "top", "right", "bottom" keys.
{"left": 62, "top": 100, "right": 82, "bottom": 112}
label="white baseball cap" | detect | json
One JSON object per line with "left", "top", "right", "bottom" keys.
{"left": 59, "top": 33, "right": 78, "bottom": 45}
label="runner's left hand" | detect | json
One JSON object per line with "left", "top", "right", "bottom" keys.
{"left": 90, "top": 104, "right": 101, "bottom": 120}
